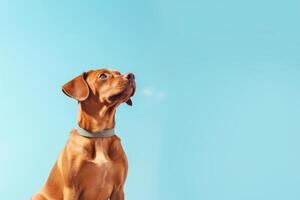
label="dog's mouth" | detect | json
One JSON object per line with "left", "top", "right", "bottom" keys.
{"left": 108, "top": 82, "right": 136, "bottom": 105}
{"left": 108, "top": 90, "right": 126, "bottom": 102}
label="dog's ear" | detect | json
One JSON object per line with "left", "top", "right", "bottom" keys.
{"left": 62, "top": 72, "right": 90, "bottom": 101}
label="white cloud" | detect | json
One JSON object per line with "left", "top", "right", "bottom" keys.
{"left": 141, "top": 88, "right": 154, "bottom": 97}
{"left": 140, "top": 87, "right": 168, "bottom": 100}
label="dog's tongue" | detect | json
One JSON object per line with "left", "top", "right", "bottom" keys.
{"left": 126, "top": 98, "right": 133, "bottom": 106}
{"left": 126, "top": 84, "right": 135, "bottom": 106}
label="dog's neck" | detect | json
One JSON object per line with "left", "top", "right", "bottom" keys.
{"left": 77, "top": 98, "right": 117, "bottom": 132}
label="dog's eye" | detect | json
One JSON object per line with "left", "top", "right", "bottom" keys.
{"left": 99, "top": 73, "right": 108, "bottom": 80}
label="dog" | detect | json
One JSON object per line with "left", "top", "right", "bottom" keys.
{"left": 32, "top": 68, "right": 136, "bottom": 200}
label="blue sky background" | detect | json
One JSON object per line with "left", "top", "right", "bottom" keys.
{"left": 0, "top": 0, "right": 300, "bottom": 199}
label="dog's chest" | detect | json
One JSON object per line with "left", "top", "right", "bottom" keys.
{"left": 61, "top": 135, "right": 127, "bottom": 199}
{"left": 90, "top": 142, "right": 109, "bottom": 165}
{"left": 80, "top": 140, "right": 114, "bottom": 171}
{"left": 65, "top": 136, "right": 126, "bottom": 183}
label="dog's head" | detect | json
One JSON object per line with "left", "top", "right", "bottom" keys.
{"left": 62, "top": 68, "right": 136, "bottom": 107}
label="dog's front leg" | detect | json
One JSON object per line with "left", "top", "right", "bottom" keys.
{"left": 110, "top": 186, "right": 124, "bottom": 200}
{"left": 31, "top": 193, "right": 47, "bottom": 200}
{"left": 63, "top": 187, "right": 79, "bottom": 200}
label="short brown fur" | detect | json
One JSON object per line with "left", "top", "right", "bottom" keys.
{"left": 32, "top": 68, "right": 136, "bottom": 200}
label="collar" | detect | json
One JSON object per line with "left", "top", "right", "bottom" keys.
{"left": 77, "top": 126, "right": 115, "bottom": 138}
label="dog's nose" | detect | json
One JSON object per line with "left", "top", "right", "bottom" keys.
{"left": 124, "top": 73, "right": 135, "bottom": 80}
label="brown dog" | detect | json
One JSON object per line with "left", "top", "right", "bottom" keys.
{"left": 32, "top": 68, "right": 136, "bottom": 200}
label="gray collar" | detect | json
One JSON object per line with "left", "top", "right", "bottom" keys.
{"left": 77, "top": 127, "right": 115, "bottom": 138}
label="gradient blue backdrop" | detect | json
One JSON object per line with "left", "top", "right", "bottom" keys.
{"left": 0, "top": 1, "right": 299, "bottom": 199}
